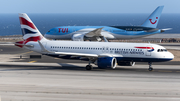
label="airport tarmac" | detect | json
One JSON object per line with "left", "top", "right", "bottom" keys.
{"left": 0, "top": 44, "right": 180, "bottom": 101}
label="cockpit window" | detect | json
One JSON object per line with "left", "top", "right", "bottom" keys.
{"left": 157, "top": 49, "right": 167, "bottom": 52}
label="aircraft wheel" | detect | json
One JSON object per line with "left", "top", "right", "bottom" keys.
{"left": 148, "top": 67, "right": 153, "bottom": 71}
{"left": 86, "top": 65, "right": 92, "bottom": 70}
{"left": 148, "top": 62, "right": 153, "bottom": 71}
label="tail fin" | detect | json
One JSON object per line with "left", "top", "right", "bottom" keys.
{"left": 141, "top": 6, "right": 164, "bottom": 28}
{"left": 19, "top": 13, "right": 46, "bottom": 42}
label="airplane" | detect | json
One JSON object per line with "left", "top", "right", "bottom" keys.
{"left": 15, "top": 13, "right": 174, "bottom": 71}
{"left": 44, "top": 6, "right": 170, "bottom": 41}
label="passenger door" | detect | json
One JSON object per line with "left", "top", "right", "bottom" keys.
{"left": 146, "top": 45, "right": 151, "bottom": 56}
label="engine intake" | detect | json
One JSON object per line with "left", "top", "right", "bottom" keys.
{"left": 72, "top": 34, "right": 85, "bottom": 41}
{"left": 97, "top": 57, "right": 117, "bottom": 69}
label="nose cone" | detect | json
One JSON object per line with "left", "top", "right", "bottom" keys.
{"left": 44, "top": 33, "right": 48, "bottom": 38}
{"left": 45, "top": 29, "right": 52, "bottom": 35}
{"left": 166, "top": 52, "right": 174, "bottom": 60}
{"left": 44, "top": 29, "right": 54, "bottom": 39}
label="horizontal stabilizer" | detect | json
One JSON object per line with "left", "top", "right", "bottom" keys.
{"left": 161, "top": 28, "right": 172, "bottom": 32}
{"left": 14, "top": 43, "right": 34, "bottom": 47}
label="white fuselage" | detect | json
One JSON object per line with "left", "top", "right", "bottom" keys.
{"left": 25, "top": 40, "right": 174, "bottom": 62}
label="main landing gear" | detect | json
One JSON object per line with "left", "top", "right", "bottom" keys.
{"left": 148, "top": 62, "right": 153, "bottom": 71}
{"left": 86, "top": 61, "right": 93, "bottom": 70}
{"left": 86, "top": 65, "right": 93, "bottom": 70}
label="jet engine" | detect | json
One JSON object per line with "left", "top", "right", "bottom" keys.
{"left": 72, "top": 34, "right": 85, "bottom": 41}
{"left": 71, "top": 33, "right": 104, "bottom": 41}
{"left": 96, "top": 57, "right": 117, "bottom": 69}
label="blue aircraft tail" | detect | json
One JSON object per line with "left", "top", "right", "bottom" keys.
{"left": 141, "top": 6, "right": 164, "bottom": 28}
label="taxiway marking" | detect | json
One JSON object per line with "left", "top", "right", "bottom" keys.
{"left": 20, "top": 51, "right": 33, "bottom": 55}
{"left": 28, "top": 61, "right": 36, "bottom": 63}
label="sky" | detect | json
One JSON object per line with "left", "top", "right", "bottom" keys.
{"left": 0, "top": 0, "right": 179, "bottom": 14}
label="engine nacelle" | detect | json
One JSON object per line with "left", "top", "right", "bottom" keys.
{"left": 72, "top": 34, "right": 85, "bottom": 41}
{"left": 97, "top": 57, "right": 117, "bottom": 69}
{"left": 118, "top": 62, "right": 135, "bottom": 66}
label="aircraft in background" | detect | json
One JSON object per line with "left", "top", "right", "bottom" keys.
{"left": 15, "top": 13, "right": 174, "bottom": 71}
{"left": 44, "top": 6, "right": 170, "bottom": 41}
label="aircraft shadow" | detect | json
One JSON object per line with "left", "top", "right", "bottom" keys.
{"left": 0, "top": 63, "right": 180, "bottom": 74}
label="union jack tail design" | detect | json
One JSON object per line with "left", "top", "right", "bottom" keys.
{"left": 19, "top": 13, "right": 46, "bottom": 42}
{"left": 15, "top": 13, "right": 46, "bottom": 47}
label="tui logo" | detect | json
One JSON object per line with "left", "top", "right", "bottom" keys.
{"left": 58, "top": 28, "right": 68, "bottom": 33}
{"left": 149, "top": 17, "right": 158, "bottom": 24}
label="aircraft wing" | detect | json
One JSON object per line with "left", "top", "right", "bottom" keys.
{"left": 84, "top": 27, "right": 103, "bottom": 37}
{"left": 38, "top": 41, "right": 98, "bottom": 57}
{"left": 54, "top": 52, "right": 122, "bottom": 58}
{"left": 145, "top": 28, "right": 172, "bottom": 33}
{"left": 84, "top": 27, "right": 107, "bottom": 42}
{"left": 54, "top": 52, "right": 98, "bottom": 57}
{"left": 72, "top": 27, "right": 108, "bottom": 42}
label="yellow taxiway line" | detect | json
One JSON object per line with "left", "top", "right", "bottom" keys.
{"left": 28, "top": 61, "right": 36, "bottom": 63}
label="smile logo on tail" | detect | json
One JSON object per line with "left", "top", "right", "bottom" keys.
{"left": 149, "top": 17, "right": 158, "bottom": 24}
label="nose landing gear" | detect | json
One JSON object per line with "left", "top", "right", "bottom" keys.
{"left": 148, "top": 62, "right": 153, "bottom": 71}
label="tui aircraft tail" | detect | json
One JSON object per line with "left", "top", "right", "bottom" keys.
{"left": 141, "top": 6, "right": 164, "bottom": 28}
